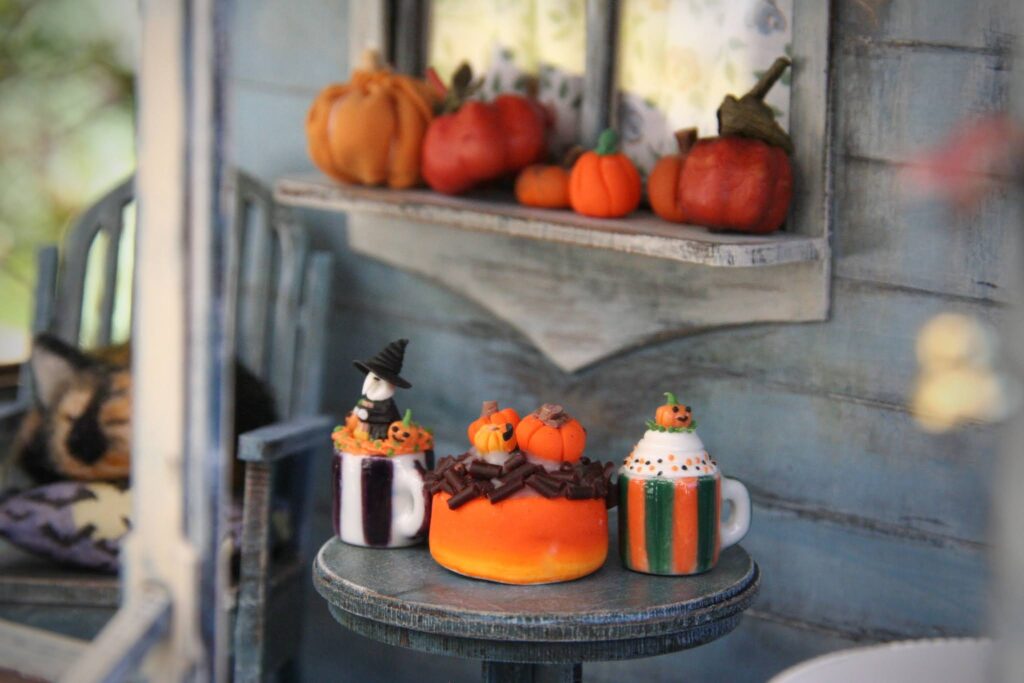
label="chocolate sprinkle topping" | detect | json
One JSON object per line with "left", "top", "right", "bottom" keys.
{"left": 423, "top": 450, "right": 617, "bottom": 507}
{"left": 469, "top": 461, "right": 502, "bottom": 480}
{"left": 488, "top": 478, "right": 526, "bottom": 503}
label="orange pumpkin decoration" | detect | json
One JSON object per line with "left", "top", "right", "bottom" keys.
{"left": 515, "top": 164, "right": 571, "bottom": 209}
{"left": 569, "top": 129, "right": 642, "bottom": 218}
{"left": 473, "top": 423, "right": 517, "bottom": 454}
{"left": 466, "top": 401, "right": 521, "bottom": 445}
{"left": 514, "top": 404, "right": 586, "bottom": 463}
{"left": 305, "top": 51, "right": 438, "bottom": 189}
{"left": 654, "top": 392, "right": 692, "bottom": 429}
{"left": 388, "top": 409, "right": 432, "bottom": 454}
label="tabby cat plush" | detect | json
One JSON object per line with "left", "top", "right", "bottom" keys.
{"left": 10, "top": 333, "right": 277, "bottom": 485}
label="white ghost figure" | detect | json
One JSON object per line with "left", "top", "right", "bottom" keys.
{"left": 355, "top": 371, "right": 396, "bottom": 424}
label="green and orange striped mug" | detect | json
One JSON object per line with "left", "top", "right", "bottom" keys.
{"left": 618, "top": 469, "right": 750, "bottom": 575}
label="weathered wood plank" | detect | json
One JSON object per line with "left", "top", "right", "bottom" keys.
{"left": 580, "top": 0, "right": 619, "bottom": 147}
{"left": 747, "top": 508, "right": 987, "bottom": 640}
{"left": 834, "top": 158, "right": 1016, "bottom": 302}
{"left": 229, "top": 86, "right": 311, "bottom": 186}
{"left": 0, "top": 617, "right": 87, "bottom": 682}
{"left": 269, "top": 223, "right": 308, "bottom": 413}
{"left": 237, "top": 415, "right": 334, "bottom": 463}
{"left": 339, "top": 213, "right": 827, "bottom": 371}
{"left": 835, "top": 0, "right": 1019, "bottom": 50}
{"left": 234, "top": 173, "right": 276, "bottom": 376}
{"left": 835, "top": 41, "right": 1012, "bottom": 163}
{"left": 232, "top": 0, "right": 351, "bottom": 92}
{"left": 277, "top": 175, "right": 827, "bottom": 268}
{"left": 62, "top": 583, "right": 172, "bottom": 683}
{"left": 313, "top": 228, "right": 1004, "bottom": 409}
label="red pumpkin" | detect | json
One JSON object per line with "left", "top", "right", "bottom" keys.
{"left": 514, "top": 404, "right": 586, "bottom": 463}
{"left": 421, "top": 64, "right": 547, "bottom": 195}
{"left": 466, "top": 400, "right": 521, "bottom": 445}
{"left": 648, "top": 130, "right": 792, "bottom": 234}
{"left": 648, "top": 57, "right": 793, "bottom": 234}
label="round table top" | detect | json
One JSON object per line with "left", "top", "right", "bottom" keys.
{"left": 312, "top": 536, "right": 759, "bottom": 664}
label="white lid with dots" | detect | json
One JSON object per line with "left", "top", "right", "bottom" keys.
{"left": 621, "top": 429, "right": 718, "bottom": 480}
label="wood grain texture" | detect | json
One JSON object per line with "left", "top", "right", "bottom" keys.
{"left": 834, "top": 39, "right": 1012, "bottom": 163}
{"left": 276, "top": 176, "right": 827, "bottom": 268}
{"left": 0, "top": 617, "right": 86, "bottom": 681}
{"left": 342, "top": 213, "right": 827, "bottom": 372}
{"left": 833, "top": 158, "right": 1016, "bottom": 302}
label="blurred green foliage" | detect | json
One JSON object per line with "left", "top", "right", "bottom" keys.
{"left": 0, "top": 0, "right": 135, "bottom": 360}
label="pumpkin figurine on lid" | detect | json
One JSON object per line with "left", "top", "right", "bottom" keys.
{"left": 647, "top": 57, "right": 793, "bottom": 234}
{"left": 426, "top": 402, "right": 614, "bottom": 584}
{"left": 619, "top": 394, "right": 752, "bottom": 576}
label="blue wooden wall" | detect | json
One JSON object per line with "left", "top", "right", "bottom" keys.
{"left": 230, "top": 1, "right": 1018, "bottom": 680}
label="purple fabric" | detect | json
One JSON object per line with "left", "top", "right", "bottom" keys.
{"left": 0, "top": 481, "right": 127, "bottom": 572}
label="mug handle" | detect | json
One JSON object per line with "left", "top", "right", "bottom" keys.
{"left": 392, "top": 462, "right": 426, "bottom": 539}
{"left": 720, "top": 478, "right": 751, "bottom": 549}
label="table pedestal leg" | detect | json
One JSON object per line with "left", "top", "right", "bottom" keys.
{"left": 482, "top": 661, "right": 582, "bottom": 683}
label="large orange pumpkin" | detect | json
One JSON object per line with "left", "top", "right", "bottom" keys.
{"left": 467, "top": 400, "right": 521, "bottom": 445}
{"left": 514, "top": 404, "right": 586, "bottom": 463}
{"left": 305, "top": 51, "right": 438, "bottom": 189}
{"left": 569, "top": 129, "right": 642, "bottom": 218}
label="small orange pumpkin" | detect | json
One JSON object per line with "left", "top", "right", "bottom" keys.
{"left": 305, "top": 50, "right": 439, "bottom": 189}
{"left": 514, "top": 404, "right": 586, "bottom": 463}
{"left": 655, "top": 392, "right": 692, "bottom": 429}
{"left": 515, "top": 164, "right": 571, "bottom": 209}
{"left": 569, "top": 129, "right": 642, "bottom": 218}
{"left": 467, "top": 401, "right": 521, "bottom": 445}
{"left": 388, "top": 409, "right": 432, "bottom": 453}
{"left": 473, "top": 423, "right": 517, "bottom": 454}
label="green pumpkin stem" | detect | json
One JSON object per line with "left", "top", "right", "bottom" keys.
{"left": 663, "top": 391, "right": 679, "bottom": 406}
{"left": 595, "top": 128, "right": 619, "bottom": 156}
{"left": 402, "top": 409, "right": 413, "bottom": 427}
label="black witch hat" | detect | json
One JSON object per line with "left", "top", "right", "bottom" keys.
{"left": 353, "top": 339, "right": 412, "bottom": 389}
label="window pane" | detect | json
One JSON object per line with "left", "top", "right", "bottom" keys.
{"left": 617, "top": 0, "right": 793, "bottom": 175}
{"left": 427, "top": 0, "right": 586, "bottom": 155}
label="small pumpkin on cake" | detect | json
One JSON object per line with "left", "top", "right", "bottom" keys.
{"left": 425, "top": 401, "right": 615, "bottom": 584}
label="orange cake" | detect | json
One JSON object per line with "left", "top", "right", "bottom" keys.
{"left": 425, "top": 402, "right": 613, "bottom": 584}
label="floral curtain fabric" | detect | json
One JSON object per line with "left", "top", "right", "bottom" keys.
{"left": 428, "top": 0, "right": 792, "bottom": 174}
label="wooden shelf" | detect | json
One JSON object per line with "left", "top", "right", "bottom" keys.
{"left": 274, "top": 174, "right": 826, "bottom": 268}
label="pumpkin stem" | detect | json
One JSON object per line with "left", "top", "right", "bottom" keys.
{"left": 595, "top": 129, "right": 619, "bottom": 156}
{"left": 747, "top": 57, "right": 791, "bottom": 101}
{"left": 402, "top": 409, "right": 413, "bottom": 426}
{"left": 535, "top": 403, "right": 570, "bottom": 428}
{"left": 561, "top": 145, "right": 585, "bottom": 168}
{"left": 664, "top": 392, "right": 679, "bottom": 406}
{"left": 717, "top": 56, "right": 793, "bottom": 153}
{"left": 674, "top": 129, "right": 698, "bottom": 156}
{"left": 360, "top": 48, "right": 385, "bottom": 72}
{"left": 480, "top": 400, "right": 499, "bottom": 418}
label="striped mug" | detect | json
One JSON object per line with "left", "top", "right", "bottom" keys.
{"left": 618, "top": 468, "right": 750, "bottom": 575}
{"left": 332, "top": 451, "right": 432, "bottom": 548}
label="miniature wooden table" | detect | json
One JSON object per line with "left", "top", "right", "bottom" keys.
{"left": 312, "top": 534, "right": 759, "bottom": 682}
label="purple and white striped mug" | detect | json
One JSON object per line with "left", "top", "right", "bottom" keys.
{"left": 332, "top": 450, "right": 432, "bottom": 548}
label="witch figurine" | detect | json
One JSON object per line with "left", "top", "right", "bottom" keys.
{"left": 352, "top": 339, "right": 412, "bottom": 440}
